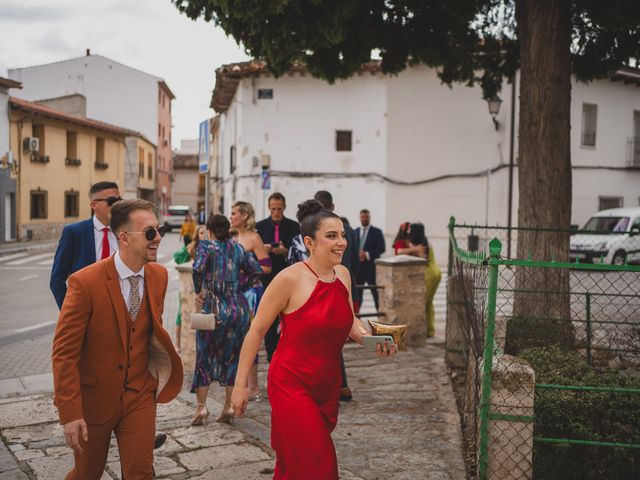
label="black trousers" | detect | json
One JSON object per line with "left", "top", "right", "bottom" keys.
{"left": 264, "top": 316, "right": 281, "bottom": 363}
{"left": 356, "top": 268, "right": 380, "bottom": 311}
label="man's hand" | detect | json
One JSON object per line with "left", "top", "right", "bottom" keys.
{"left": 359, "top": 250, "right": 366, "bottom": 262}
{"left": 63, "top": 418, "right": 88, "bottom": 454}
{"left": 272, "top": 242, "right": 288, "bottom": 256}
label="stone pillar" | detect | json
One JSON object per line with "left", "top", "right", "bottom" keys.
{"left": 479, "top": 354, "right": 535, "bottom": 480}
{"left": 176, "top": 263, "right": 197, "bottom": 374}
{"left": 375, "top": 255, "right": 428, "bottom": 347}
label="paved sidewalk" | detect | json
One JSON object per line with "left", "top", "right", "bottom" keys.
{"left": 0, "top": 240, "right": 57, "bottom": 257}
{"left": 0, "top": 339, "right": 465, "bottom": 479}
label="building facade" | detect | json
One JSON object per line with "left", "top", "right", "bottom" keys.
{"left": 172, "top": 139, "right": 204, "bottom": 212}
{"left": 8, "top": 51, "right": 174, "bottom": 214}
{"left": 0, "top": 77, "right": 22, "bottom": 243}
{"left": 211, "top": 61, "right": 640, "bottom": 261}
{"left": 8, "top": 97, "right": 145, "bottom": 241}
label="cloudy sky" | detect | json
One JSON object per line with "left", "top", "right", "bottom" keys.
{"left": 0, "top": 0, "right": 249, "bottom": 148}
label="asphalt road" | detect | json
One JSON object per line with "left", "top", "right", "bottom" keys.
{"left": 0, "top": 232, "right": 182, "bottom": 380}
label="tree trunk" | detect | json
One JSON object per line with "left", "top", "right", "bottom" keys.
{"left": 510, "top": 0, "right": 573, "bottom": 351}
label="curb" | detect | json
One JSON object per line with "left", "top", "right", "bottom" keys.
{"left": 0, "top": 242, "right": 57, "bottom": 257}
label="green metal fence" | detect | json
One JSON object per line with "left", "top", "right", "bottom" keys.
{"left": 447, "top": 217, "right": 640, "bottom": 480}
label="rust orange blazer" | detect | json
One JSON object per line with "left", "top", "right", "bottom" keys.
{"left": 52, "top": 256, "right": 183, "bottom": 425}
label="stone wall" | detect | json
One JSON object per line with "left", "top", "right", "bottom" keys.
{"left": 176, "top": 263, "right": 197, "bottom": 374}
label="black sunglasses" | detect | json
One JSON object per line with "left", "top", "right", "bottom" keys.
{"left": 126, "top": 226, "right": 167, "bottom": 241}
{"left": 94, "top": 196, "right": 123, "bottom": 207}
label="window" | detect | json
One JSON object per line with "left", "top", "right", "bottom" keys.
{"left": 599, "top": 196, "right": 623, "bottom": 211}
{"left": 96, "top": 137, "right": 105, "bottom": 163}
{"left": 581, "top": 103, "right": 597, "bottom": 147}
{"left": 230, "top": 145, "right": 236, "bottom": 174}
{"left": 30, "top": 190, "right": 47, "bottom": 219}
{"left": 147, "top": 152, "right": 153, "bottom": 179}
{"left": 66, "top": 131, "right": 77, "bottom": 158}
{"left": 158, "top": 123, "right": 161, "bottom": 138}
{"left": 336, "top": 130, "right": 352, "bottom": 151}
{"left": 33, "top": 125, "right": 45, "bottom": 154}
{"left": 138, "top": 147, "right": 144, "bottom": 178}
{"left": 64, "top": 190, "right": 79, "bottom": 217}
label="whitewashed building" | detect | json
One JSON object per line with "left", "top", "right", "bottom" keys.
{"left": 8, "top": 51, "right": 175, "bottom": 212}
{"left": 210, "top": 61, "right": 640, "bottom": 262}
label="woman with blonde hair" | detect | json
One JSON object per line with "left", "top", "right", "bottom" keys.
{"left": 230, "top": 201, "right": 272, "bottom": 400}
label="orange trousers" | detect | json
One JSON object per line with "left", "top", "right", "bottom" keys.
{"left": 65, "top": 388, "right": 156, "bottom": 480}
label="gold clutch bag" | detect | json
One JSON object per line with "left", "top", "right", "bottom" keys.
{"left": 368, "top": 320, "right": 408, "bottom": 351}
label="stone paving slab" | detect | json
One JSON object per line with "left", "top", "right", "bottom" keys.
{"left": 0, "top": 342, "right": 465, "bottom": 479}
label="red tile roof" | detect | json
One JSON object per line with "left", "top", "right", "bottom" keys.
{"left": 210, "top": 60, "right": 382, "bottom": 113}
{"left": 9, "top": 97, "right": 149, "bottom": 141}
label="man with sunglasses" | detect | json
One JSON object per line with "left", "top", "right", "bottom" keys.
{"left": 50, "top": 181, "right": 123, "bottom": 309}
{"left": 50, "top": 182, "right": 170, "bottom": 455}
{"left": 52, "top": 199, "right": 182, "bottom": 479}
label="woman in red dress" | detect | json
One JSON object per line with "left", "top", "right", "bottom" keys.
{"left": 232, "top": 200, "right": 396, "bottom": 479}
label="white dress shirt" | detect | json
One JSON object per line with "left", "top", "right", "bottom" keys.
{"left": 93, "top": 216, "right": 118, "bottom": 260}
{"left": 114, "top": 251, "right": 145, "bottom": 310}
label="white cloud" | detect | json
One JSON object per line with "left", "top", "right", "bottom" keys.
{"left": 0, "top": 0, "right": 249, "bottom": 146}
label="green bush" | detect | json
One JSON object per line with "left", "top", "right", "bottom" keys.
{"left": 505, "top": 316, "right": 575, "bottom": 356}
{"left": 519, "top": 346, "right": 640, "bottom": 479}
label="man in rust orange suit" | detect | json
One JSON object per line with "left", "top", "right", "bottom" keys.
{"left": 52, "top": 199, "right": 183, "bottom": 479}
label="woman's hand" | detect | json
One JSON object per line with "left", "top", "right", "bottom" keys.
{"left": 231, "top": 385, "right": 248, "bottom": 417}
{"left": 375, "top": 340, "right": 398, "bottom": 358}
{"left": 195, "top": 292, "right": 205, "bottom": 311}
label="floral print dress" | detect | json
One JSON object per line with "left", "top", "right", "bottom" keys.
{"left": 191, "top": 239, "right": 262, "bottom": 391}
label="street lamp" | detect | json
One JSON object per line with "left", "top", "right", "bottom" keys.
{"left": 487, "top": 95, "right": 502, "bottom": 131}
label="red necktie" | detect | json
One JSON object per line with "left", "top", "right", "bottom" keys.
{"left": 101, "top": 227, "right": 110, "bottom": 260}
{"left": 274, "top": 224, "right": 280, "bottom": 243}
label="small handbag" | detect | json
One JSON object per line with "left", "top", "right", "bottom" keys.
{"left": 190, "top": 292, "right": 218, "bottom": 330}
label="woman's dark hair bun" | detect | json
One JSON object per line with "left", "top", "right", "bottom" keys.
{"left": 296, "top": 199, "right": 323, "bottom": 223}
{"left": 206, "top": 213, "right": 230, "bottom": 241}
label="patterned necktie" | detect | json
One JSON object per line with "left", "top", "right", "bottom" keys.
{"left": 101, "top": 227, "right": 110, "bottom": 260}
{"left": 128, "top": 275, "right": 141, "bottom": 321}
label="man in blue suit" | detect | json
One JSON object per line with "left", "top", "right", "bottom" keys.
{"left": 355, "top": 209, "right": 386, "bottom": 311}
{"left": 50, "top": 181, "right": 121, "bottom": 310}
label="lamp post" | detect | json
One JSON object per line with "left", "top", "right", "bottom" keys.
{"left": 487, "top": 95, "right": 502, "bottom": 131}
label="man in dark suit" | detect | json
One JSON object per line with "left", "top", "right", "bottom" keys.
{"left": 355, "top": 209, "right": 386, "bottom": 311}
{"left": 314, "top": 190, "right": 359, "bottom": 401}
{"left": 256, "top": 192, "right": 300, "bottom": 362}
{"left": 50, "top": 182, "right": 121, "bottom": 309}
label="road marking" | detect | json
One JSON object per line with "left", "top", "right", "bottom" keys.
{"left": 0, "top": 266, "right": 52, "bottom": 271}
{"left": 0, "top": 252, "right": 29, "bottom": 263}
{"left": 5, "top": 253, "right": 54, "bottom": 266}
{"left": 12, "top": 320, "right": 57, "bottom": 334}
{"left": 18, "top": 274, "right": 38, "bottom": 282}
{"left": 37, "top": 258, "right": 54, "bottom": 266}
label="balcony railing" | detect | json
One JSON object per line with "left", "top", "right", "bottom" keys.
{"left": 627, "top": 136, "right": 640, "bottom": 167}
{"left": 65, "top": 157, "right": 82, "bottom": 166}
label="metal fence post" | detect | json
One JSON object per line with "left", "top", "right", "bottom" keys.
{"left": 478, "top": 238, "right": 502, "bottom": 480}
{"left": 585, "top": 292, "right": 592, "bottom": 365}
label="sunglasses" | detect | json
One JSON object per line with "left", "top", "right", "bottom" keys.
{"left": 125, "top": 226, "right": 167, "bottom": 241}
{"left": 94, "top": 196, "right": 123, "bottom": 207}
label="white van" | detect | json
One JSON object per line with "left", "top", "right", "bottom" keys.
{"left": 570, "top": 207, "right": 640, "bottom": 265}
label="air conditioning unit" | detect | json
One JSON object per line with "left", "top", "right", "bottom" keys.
{"left": 22, "top": 137, "right": 40, "bottom": 153}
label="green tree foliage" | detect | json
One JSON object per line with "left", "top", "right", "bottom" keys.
{"left": 174, "top": 0, "right": 640, "bottom": 99}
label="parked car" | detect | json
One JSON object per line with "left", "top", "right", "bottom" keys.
{"left": 162, "top": 205, "right": 192, "bottom": 232}
{"left": 570, "top": 207, "right": 640, "bottom": 265}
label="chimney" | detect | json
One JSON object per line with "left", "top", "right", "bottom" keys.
{"left": 86, "top": 48, "right": 91, "bottom": 56}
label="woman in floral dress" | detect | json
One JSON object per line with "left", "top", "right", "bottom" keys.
{"left": 190, "top": 214, "right": 262, "bottom": 425}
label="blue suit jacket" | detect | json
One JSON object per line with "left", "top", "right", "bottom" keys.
{"left": 50, "top": 218, "right": 97, "bottom": 309}
{"left": 355, "top": 225, "right": 386, "bottom": 279}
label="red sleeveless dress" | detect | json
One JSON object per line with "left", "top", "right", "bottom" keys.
{"left": 268, "top": 263, "right": 354, "bottom": 479}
